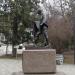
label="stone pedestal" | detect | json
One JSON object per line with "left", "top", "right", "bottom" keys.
{"left": 22, "top": 49, "right": 56, "bottom": 74}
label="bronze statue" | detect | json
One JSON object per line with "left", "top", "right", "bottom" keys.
{"left": 33, "top": 10, "right": 49, "bottom": 47}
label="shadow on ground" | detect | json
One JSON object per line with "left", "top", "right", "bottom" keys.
{"left": 12, "top": 71, "right": 65, "bottom": 75}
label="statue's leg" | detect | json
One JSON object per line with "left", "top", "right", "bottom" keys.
{"left": 33, "top": 22, "right": 39, "bottom": 44}
{"left": 44, "top": 34, "right": 49, "bottom": 46}
{"left": 43, "top": 27, "right": 49, "bottom": 46}
{"left": 34, "top": 31, "right": 41, "bottom": 44}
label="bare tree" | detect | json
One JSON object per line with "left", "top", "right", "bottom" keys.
{"left": 40, "top": 0, "right": 73, "bottom": 52}
{"left": 69, "top": 0, "right": 75, "bottom": 63}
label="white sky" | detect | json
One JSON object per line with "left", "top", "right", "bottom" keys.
{"left": 39, "top": 0, "right": 54, "bottom": 15}
{"left": 40, "top": 0, "right": 70, "bottom": 12}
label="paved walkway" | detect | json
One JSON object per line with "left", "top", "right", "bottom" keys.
{"left": 57, "top": 64, "right": 75, "bottom": 75}
{"left": 0, "top": 45, "right": 75, "bottom": 75}
{"left": 0, "top": 59, "right": 75, "bottom": 75}
{"left": 0, "top": 59, "right": 22, "bottom": 75}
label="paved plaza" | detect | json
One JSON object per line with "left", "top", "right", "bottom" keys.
{"left": 0, "top": 59, "right": 22, "bottom": 75}
{"left": 0, "top": 59, "right": 74, "bottom": 75}
{"left": 0, "top": 45, "right": 75, "bottom": 75}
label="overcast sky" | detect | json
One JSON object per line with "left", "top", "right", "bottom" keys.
{"left": 39, "top": 0, "right": 54, "bottom": 15}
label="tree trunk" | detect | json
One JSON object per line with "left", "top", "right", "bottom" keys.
{"left": 71, "top": 0, "right": 75, "bottom": 64}
{"left": 12, "top": 15, "right": 18, "bottom": 57}
{"left": 6, "top": 43, "right": 8, "bottom": 55}
{"left": 12, "top": 45, "right": 17, "bottom": 57}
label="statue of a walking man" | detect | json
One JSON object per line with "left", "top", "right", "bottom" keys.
{"left": 33, "top": 9, "right": 49, "bottom": 47}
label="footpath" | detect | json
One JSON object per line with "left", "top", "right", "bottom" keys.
{"left": 0, "top": 59, "right": 75, "bottom": 75}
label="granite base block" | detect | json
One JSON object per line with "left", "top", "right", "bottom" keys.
{"left": 22, "top": 49, "right": 56, "bottom": 73}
